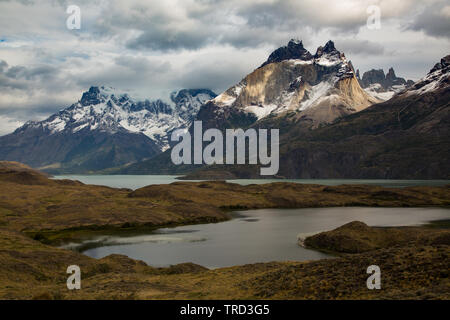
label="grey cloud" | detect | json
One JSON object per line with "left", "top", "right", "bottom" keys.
{"left": 126, "top": 29, "right": 212, "bottom": 51}
{"left": 408, "top": 1, "right": 450, "bottom": 39}
{"left": 336, "top": 39, "right": 385, "bottom": 56}
{"left": 103, "top": 0, "right": 376, "bottom": 52}
{"left": 174, "top": 59, "right": 249, "bottom": 94}
{"left": 0, "top": 61, "right": 59, "bottom": 89}
{"left": 74, "top": 55, "right": 173, "bottom": 93}
{"left": 114, "top": 56, "right": 171, "bottom": 73}
{"left": 0, "top": 59, "right": 79, "bottom": 127}
{"left": 4, "top": 64, "right": 57, "bottom": 80}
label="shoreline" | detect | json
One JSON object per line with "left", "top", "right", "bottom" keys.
{"left": 65, "top": 210, "right": 450, "bottom": 269}
{"left": 1, "top": 215, "right": 448, "bottom": 299}
{"left": 28, "top": 203, "right": 450, "bottom": 247}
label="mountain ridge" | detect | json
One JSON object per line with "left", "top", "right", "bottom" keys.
{"left": 173, "top": 54, "right": 450, "bottom": 179}
{"left": 0, "top": 86, "right": 216, "bottom": 173}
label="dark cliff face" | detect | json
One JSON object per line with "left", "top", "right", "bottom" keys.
{"left": 80, "top": 86, "right": 103, "bottom": 106}
{"left": 194, "top": 100, "right": 257, "bottom": 132}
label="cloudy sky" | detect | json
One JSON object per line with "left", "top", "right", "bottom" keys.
{"left": 0, "top": 0, "right": 449, "bottom": 135}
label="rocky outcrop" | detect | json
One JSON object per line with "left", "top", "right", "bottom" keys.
{"left": 303, "top": 221, "right": 450, "bottom": 253}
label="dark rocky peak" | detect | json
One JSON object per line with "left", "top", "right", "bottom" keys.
{"left": 315, "top": 40, "right": 339, "bottom": 57}
{"left": 109, "top": 93, "right": 131, "bottom": 106}
{"left": 386, "top": 67, "right": 406, "bottom": 86}
{"left": 314, "top": 40, "right": 342, "bottom": 60}
{"left": 170, "top": 89, "right": 217, "bottom": 104}
{"left": 79, "top": 86, "right": 132, "bottom": 107}
{"left": 80, "top": 86, "right": 103, "bottom": 106}
{"left": 429, "top": 55, "right": 450, "bottom": 74}
{"left": 261, "top": 39, "right": 313, "bottom": 67}
{"left": 323, "top": 40, "right": 337, "bottom": 53}
{"left": 386, "top": 67, "right": 397, "bottom": 80}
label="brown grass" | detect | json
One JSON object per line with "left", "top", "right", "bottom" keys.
{"left": 0, "top": 161, "right": 449, "bottom": 300}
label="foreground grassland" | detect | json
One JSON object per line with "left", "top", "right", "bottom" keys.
{"left": 0, "top": 161, "right": 449, "bottom": 299}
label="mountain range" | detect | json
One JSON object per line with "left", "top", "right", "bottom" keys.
{"left": 122, "top": 42, "right": 449, "bottom": 179}
{"left": 0, "top": 87, "right": 216, "bottom": 173}
{"left": 0, "top": 39, "right": 448, "bottom": 178}
{"left": 179, "top": 53, "right": 450, "bottom": 179}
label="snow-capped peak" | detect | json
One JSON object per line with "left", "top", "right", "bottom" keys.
{"left": 403, "top": 55, "right": 450, "bottom": 96}
{"left": 211, "top": 40, "right": 360, "bottom": 120}
{"left": 19, "top": 86, "right": 216, "bottom": 151}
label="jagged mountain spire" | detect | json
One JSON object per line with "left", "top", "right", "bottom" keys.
{"left": 315, "top": 40, "right": 339, "bottom": 58}
{"left": 261, "top": 39, "right": 313, "bottom": 67}
{"left": 323, "top": 40, "right": 336, "bottom": 53}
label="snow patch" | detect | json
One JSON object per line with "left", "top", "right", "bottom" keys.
{"left": 244, "top": 104, "right": 278, "bottom": 120}
{"left": 47, "top": 117, "right": 66, "bottom": 133}
{"left": 299, "top": 81, "right": 333, "bottom": 111}
{"left": 288, "top": 59, "right": 313, "bottom": 65}
{"left": 315, "top": 54, "right": 341, "bottom": 67}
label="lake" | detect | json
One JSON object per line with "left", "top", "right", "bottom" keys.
{"left": 53, "top": 175, "right": 450, "bottom": 190}
{"left": 63, "top": 207, "right": 450, "bottom": 269}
